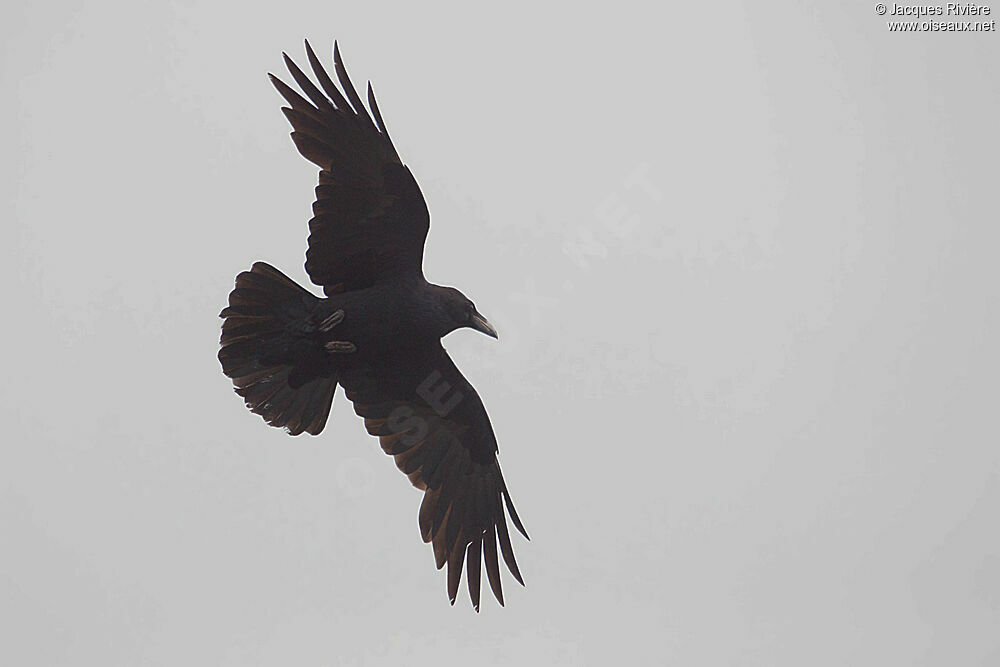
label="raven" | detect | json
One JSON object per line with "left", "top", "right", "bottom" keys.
{"left": 218, "top": 41, "right": 527, "bottom": 610}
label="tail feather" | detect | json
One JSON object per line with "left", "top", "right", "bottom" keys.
{"left": 219, "top": 262, "right": 337, "bottom": 436}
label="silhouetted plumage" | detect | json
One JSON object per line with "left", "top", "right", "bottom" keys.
{"left": 217, "top": 40, "right": 527, "bottom": 610}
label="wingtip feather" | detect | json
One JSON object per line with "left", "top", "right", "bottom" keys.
{"left": 503, "top": 487, "right": 529, "bottom": 540}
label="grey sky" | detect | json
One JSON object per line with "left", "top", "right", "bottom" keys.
{"left": 4, "top": 1, "right": 999, "bottom": 665}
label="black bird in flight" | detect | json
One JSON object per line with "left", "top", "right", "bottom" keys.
{"left": 217, "top": 41, "right": 527, "bottom": 610}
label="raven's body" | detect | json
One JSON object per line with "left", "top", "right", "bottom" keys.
{"left": 313, "top": 281, "right": 453, "bottom": 358}
{"left": 217, "top": 41, "right": 527, "bottom": 611}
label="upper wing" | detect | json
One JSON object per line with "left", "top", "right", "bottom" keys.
{"left": 270, "top": 41, "right": 429, "bottom": 294}
{"left": 339, "top": 344, "right": 528, "bottom": 610}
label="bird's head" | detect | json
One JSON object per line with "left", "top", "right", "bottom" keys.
{"left": 434, "top": 286, "right": 498, "bottom": 340}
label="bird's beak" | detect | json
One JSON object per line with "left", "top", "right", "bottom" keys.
{"left": 469, "top": 310, "right": 499, "bottom": 339}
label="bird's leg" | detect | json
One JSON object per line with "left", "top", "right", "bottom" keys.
{"left": 325, "top": 340, "right": 357, "bottom": 353}
{"left": 318, "top": 309, "right": 345, "bottom": 331}
{"left": 317, "top": 309, "right": 357, "bottom": 354}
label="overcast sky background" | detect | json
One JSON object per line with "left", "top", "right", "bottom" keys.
{"left": 4, "top": 1, "right": 999, "bottom": 665}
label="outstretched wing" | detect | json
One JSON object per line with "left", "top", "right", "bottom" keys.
{"left": 270, "top": 41, "right": 429, "bottom": 294}
{"left": 339, "top": 344, "right": 528, "bottom": 610}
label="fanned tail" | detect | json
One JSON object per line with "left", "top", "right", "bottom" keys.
{"left": 218, "top": 262, "right": 337, "bottom": 435}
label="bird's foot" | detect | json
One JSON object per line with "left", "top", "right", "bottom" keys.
{"left": 318, "top": 309, "right": 345, "bottom": 331}
{"left": 318, "top": 310, "right": 355, "bottom": 353}
{"left": 325, "top": 340, "right": 357, "bottom": 354}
